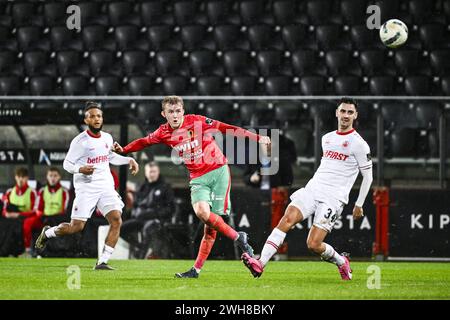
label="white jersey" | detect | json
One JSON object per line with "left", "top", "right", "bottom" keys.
{"left": 63, "top": 130, "right": 131, "bottom": 192}
{"left": 305, "top": 129, "right": 372, "bottom": 205}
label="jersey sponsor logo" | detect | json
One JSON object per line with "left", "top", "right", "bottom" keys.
{"left": 342, "top": 140, "right": 349, "bottom": 148}
{"left": 323, "top": 150, "right": 349, "bottom": 161}
{"left": 173, "top": 139, "right": 199, "bottom": 152}
{"left": 205, "top": 118, "right": 214, "bottom": 125}
{"left": 87, "top": 154, "right": 109, "bottom": 164}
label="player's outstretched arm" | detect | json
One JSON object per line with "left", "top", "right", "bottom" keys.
{"left": 109, "top": 151, "right": 140, "bottom": 176}
{"left": 353, "top": 167, "right": 373, "bottom": 220}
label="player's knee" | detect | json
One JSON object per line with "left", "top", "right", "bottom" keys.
{"left": 194, "top": 203, "right": 210, "bottom": 222}
{"left": 306, "top": 238, "right": 322, "bottom": 253}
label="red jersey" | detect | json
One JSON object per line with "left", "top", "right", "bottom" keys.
{"left": 123, "top": 114, "right": 260, "bottom": 179}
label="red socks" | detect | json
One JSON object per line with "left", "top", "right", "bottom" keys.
{"left": 206, "top": 212, "right": 238, "bottom": 241}
{"left": 194, "top": 226, "right": 217, "bottom": 270}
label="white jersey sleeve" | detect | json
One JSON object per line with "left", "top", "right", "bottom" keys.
{"left": 63, "top": 136, "right": 84, "bottom": 174}
{"left": 352, "top": 139, "right": 372, "bottom": 171}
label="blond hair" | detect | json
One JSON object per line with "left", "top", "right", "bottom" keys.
{"left": 161, "top": 95, "right": 184, "bottom": 110}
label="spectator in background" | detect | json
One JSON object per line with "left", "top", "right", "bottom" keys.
{"left": 121, "top": 161, "right": 175, "bottom": 259}
{"left": 25, "top": 167, "right": 70, "bottom": 254}
{"left": 2, "top": 167, "right": 37, "bottom": 257}
{"left": 243, "top": 131, "right": 297, "bottom": 258}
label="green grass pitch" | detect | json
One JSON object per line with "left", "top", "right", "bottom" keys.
{"left": 0, "top": 258, "right": 449, "bottom": 300}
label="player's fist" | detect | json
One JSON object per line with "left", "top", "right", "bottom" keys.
{"left": 352, "top": 206, "right": 364, "bottom": 220}
{"left": 259, "top": 136, "right": 271, "bottom": 156}
{"left": 112, "top": 141, "right": 123, "bottom": 154}
{"left": 79, "top": 165, "right": 95, "bottom": 175}
{"left": 129, "top": 158, "right": 139, "bottom": 176}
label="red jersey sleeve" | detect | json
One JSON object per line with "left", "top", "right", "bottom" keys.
{"left": 36, "top": 188, "right": 45, "bottom": 217}
{"left": 1, "top": 189, "right": 11, "bottom": 217}
{"left": 199, "top": 115, "right": 260, "bottom": 142}
{"left": 122, "top": 127, "right": 163, "bottom": 154}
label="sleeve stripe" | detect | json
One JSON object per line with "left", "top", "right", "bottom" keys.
{"left": 360, "top": 166, "right": 372, "bottom": 170}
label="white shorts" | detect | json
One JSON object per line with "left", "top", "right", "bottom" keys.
{"left": 71, "top": 189, "right": 124, "bottom": 221}
{"left": 289, "top": 186, "right": 344, "bottom": 232}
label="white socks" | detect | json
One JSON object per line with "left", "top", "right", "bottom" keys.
{"left": 44, "top": 226, "right": 58, "bottom": 238}
{"left": 259, "top": 228, "right": 286, "bottom": 267}
{"left": 321, "top": 243, "right": 345, "bottom": 266}
{"left": 98, "top": 245, "right": 114, "bottom": 265}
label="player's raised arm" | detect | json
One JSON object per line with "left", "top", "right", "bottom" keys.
{"left": 114, "top": 128, "right": 163, "bottom": 155}
{"left": 109, "top": 151, "right": 139, "bottom": 176}
{"left": 353, "top": 141, "right": 374, "bottom": 220}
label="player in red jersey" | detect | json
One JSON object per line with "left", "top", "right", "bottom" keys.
{"left": 113, "top": 96, "right": 271, "bottom": 278}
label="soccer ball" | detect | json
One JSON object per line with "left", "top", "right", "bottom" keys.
{"left": 379, "top": 19, "right": 408, "bottom": 48}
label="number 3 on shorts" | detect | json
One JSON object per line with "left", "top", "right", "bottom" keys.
{"left": 324, "top": 208, "right": 337, "bottom": 223}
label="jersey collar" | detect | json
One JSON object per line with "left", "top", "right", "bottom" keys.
{"left": 336, "top": 128, "right": 355, "bottom": 135}
{"left": 86, "top": 130, "right": 101, "bottom": 138}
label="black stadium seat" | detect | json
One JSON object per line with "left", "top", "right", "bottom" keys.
{"left": 404, "top": 76, "right": 430, "bottom": 96}
{"left": 231, "top": 76, "right": 257, "bottom": 95}
{"left": 359, "top": 50, "right": 386, "bottom": 76}
{"left": 334, "top": 76, "right": 361, "bottom": 95}
{"left": 223, "top": 51, "right": 257, "bottom": 76}
{"left": 390, "top": 128, "right": 417, "bottom": 157}
{"left": 56, "top": 51, "right": 88, "bottom": 77}
{"left": 115, "top": 25, "right": 139, "bottom": 51}
{"left": 78, "top": 2, "right": 108, "bottom": 26}
{"left": 50, "top": 26, "right": 83, "bottom": 52}
{"left": 122, "top": 50, "right": 149, "bottom": 76}
{"left": 380, "top": 102, "right": 414, "bottom": 130}
{"left": 0, "top": 51, "right": 16, "bottom": 74}
{"left": 206, "top": 1, "right": 238, "bottom": 26}
{"left": 140, "top": 1, "right": 173, "bottom": 26}
{"left": 240, "top": 0, "right": 272, "bottom": 25}
{"left": 17, "top": 27, "right": 50, "bottom": 51}
{"left": 0, "top": 76, "right": 21, "bottom": 95}
{"left": 415, "top": 102, "right": 441, "bottom": 129}
{"left": 369, "top": 76, "right": 395, "bottom": 95}
{"left": 284, "top": 128, "right": 312, "bottom": 156}
{"left": 300, "top": 76, "right": 326, "bottom": 95}
{"left": 181, "top": 25, "right": 215, "bottom": 51}
{"left": 315, "top": 25, "right": 346, "bottom": 50}
{"left": 306, "top": 0, "right": 332, "bottom": 24}
{"left": 394, "top": 50, "right": 420, "bottom": 76}
{"left": 274, "top": 101, "right": 301, "bottom": 126}
{"left": 419, "top": 24, "right": 446, "bottom": 50}
{"left": 214, "top": 25, "right": 249, "bottom": 51}
{"left": 429, "top": 50, "right": 450, "bottom": 76}
{"left": 256, "top": 51, "right": 284, "bottom": 76}
{"left": 408, "top": 0, "right": 432, "bottom": 24}
{"left": 30, "top": 76, "right": 54, "bottom": 95}
{"left": 273, "top": 1, "right": 297, "bottom": 25}
{"left": 340, "top": 0, "right": 367, "bottom": 25}
{"left": 147, "top": 25, "right": 182, "bottom": 51}
{"left": 197, "top": 76, "right": 224, "bottom": 95}
{"left": 163, "top": 76, "right": 188, "bottom": 95}
{"left": 89, "top": 51, "right": 115, "bottom": 76}
{"left": 189, "top": 50, "right": 221, "bottom": 76}
{"left": 12, "top": 2, "right": 42, "bottom": 27}
{"left": 350, "top": 25, "right": 380, "bottom": 50}
{"left": 265, "top": 76, "right": 291, "bottom": 95}
{"left": 291, "top": 50, "right": 322, "bottom": 76}
{"left": 205, "top": 101, "right": 233, "bottom": 121}
{"left": 441, "top": 77, "right": 450, "bottom": 96}
{"left": 155, "top": 51, "right": 183, "bottom": 76}
{"left": 95, "top": 76, "right": 120, "bottom": 95}
{"left": 174, "top": 1, "right": 206, "bottom": 26}
{"left": 82, "top": 25, "right": 116, "bottom": 51}
{"left": 128, "top": 76, "right": 154, "bottom": 95}
{"left": 62, "top": 76, "right": 89, "bottom": 95}
{"left": 325, "top": 50, "right": 351, "bottom": 76}
{"left": 108, "top": 2, "right": 140, "bottom": 26}
{"left": 281, "top": 25, "right": 308, "bottom": 51}
{"left": 44, "top": 2, "right": 67, "bottom": 27}
{"left": 373, "top": 0, "right": 400, "bottom": 23}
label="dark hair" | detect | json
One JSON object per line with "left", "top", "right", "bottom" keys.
{"left": 84, "top": 101, "right": 102, "bottom": 115}
{"left": 338, "top": 97, "right": 358, "bottom": 110}
{"left": 15, "top": 167, "right": 29, "bottom": 177}
{"left": 145, "top": 161, "right": 159, "bottom": 168}
{"left": 47, "top": 167, "right": 61, "bottom": 175}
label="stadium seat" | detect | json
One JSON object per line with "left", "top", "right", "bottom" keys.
{"left": 281, "top": 25, "right": 308, "bottom": 51}
{"left": 0, "top": 26, "right": 17, "bottom": 52}
{"left": 180, "top": 25, "right": 215, "bottom": 51}
{"left": 419, "top": 24, "right": 446, "bottom": 50}
{"left": 325, "top": 50, "right": 351, "bottom": 76}
{"left": 359, "top": 50, "right": 387, "bottom": 76}
{"left": 155, "top": 50, "right": 188, "bottom": 76}
{"left": 394, "top": 50, "right": 420, "bottom": 76}
{"left": 300, "top": 76, "right": 326, "bottom": 95}
{"left": 239, "top": 101, "right": 274, "bottom": 126}
{"left": 29, "top": 76, "right": 54, "bottom": 95}
{"left": 78, "top": 2, "right": 108, "bottom": 26}
{"left": 240, "top": 0, "right": 273, "bottom": 25}
{"left": 284, "top": 128, "right": 312, "bottom": 156}
{"left": 265, "top": 76, "right": 291, "bottom": 95}
{"left": 357, "top": 129, "right": 377, "bottom": 156}
{"left": 163, "top": 76, "right": 188, "bottom": 95}
{"left": 373, "top": 0, "right": 400, "bottom": 23}
{"left": 140, "top": 1, "right": 173, "bottom": 26}
{"left": 248, "top": 25, "right": 283, "bottom": 51}
{"left": 415, "top": 102, "right": 441, "bottom": 129}
{"left": 206, "top": 1, "right": 239, "bottom": 25}
{"left": 0, "top": 76, "right": 21, "bottom": 95}
{"left": 390, "top": 128, "right": 417, "bottom": 157}
{"left": 50, "top": 26, "right": 83, "bottom": 52}
{"left": 441, "top": 77, "right": 450, "bottom": 96}
{"left": 231, "top": 76, "right": 258, "bottom": 95}
{"left": 122, "top": 50, "right": 150, "bottom": 76}
{"left": 197, "top": 76, "right": 224, "bottom": 95}
{"left": 369, "top": 76, "right": 395, "bottom": 95}
{"left": 429, "top": 50, "right": 450, "bottom": 76}
{"left": 82, "top": 25, "right": 116, "bottom": 51}
{"left": 223, "top": 51, "right": 257, "bottom": 76}
{"left": 334, "top": 76, "right": 361, "bottom": 95}
{"left": 350, "top": 25, "right": 380, "bottom": 50}
{"left": 214, "top": 25, "right": 249, "bottom": 51}
{"left": 340, "top": 0, "right": 367, "bottom": 25}
{"left": 44, "top": 2, "right": 67, "bottom": 27}
{"left": 0, "top": 51, "right": 16, "bottom": 74}
{"left": 115, "top": 25, "right": 139, "bottom": 51}
{"left": 408, "top": 0, "right": 432, "bottom": 24}
{"left": 108, "top": 2, "right": 140, "bottom": 26}
{"left": 136, "top": 101, "right": 163, "bottom": 125}
{"left": 273, "top": 1, "right": 297, "bottom": 25}
{"left": 56, "top": 51, "right": 88, "bottom": 77}
{"left": 12, "top": 2, "right": 42, "bottom": 27}
{"left": 17, "top": 27, "right": 50, "bottom": 51}
{"left": 89, "top": 51, "right": 115, "bottom": 76}
{"left": 128, "top": 76, "right": 154, "bottom": 95}
{"left": 256, "top": 51, "right": 283, "bottom": 76}
{"left": 147, "top": 25, "right": 182, "bottom": 51}
{"left": 189, "top": 50, "right": 221, "bottom": 76}
{"left": 306, "top": 0, "right": 332, "bottom": 24}
{"left": 380, "top": 102, "right": 414, "bottom": 130}
{"left": 95, "top": 76, "right": 120, "bottom": 95}
{"left": 315, "top": 25, "right": 346, "bottom": 50}
{"left": 274, "top": 101, "right": 301, "bottom": 126}
{"left": 62, "top": 76, "right": 89, "bottom": 95}
{"left": 205, "top": 101, "right": 234, "bottom": 121}
{"left": 404, "top": 76, "right": 430, "bottom": 96}
{"left": 291, "top": 50, "right": 324, "bottom": 76}
{"left": 174, "top": 1, "right": 206, "bottom": 26}
{"left": 23, "top": 51, "right": 47, "bottom": 76}
{"left": 308, "top": 101, "right": 336, "bottom": 130}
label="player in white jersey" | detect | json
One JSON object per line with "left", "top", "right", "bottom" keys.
{"left": 35, "top": 102, "right": 139, "bottom": 270}
{"left": 242, "top": 98, "right": 373, "bottom": 280}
